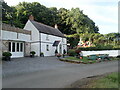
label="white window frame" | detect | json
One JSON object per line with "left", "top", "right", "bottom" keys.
{"left": 46, "top": 45, "right": 49, "bottom": 51}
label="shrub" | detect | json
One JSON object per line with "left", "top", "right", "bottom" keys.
{"left": 55, "top": 49, "right": 58, "bottom": 54}
{"left": 68, "top": 49, "right": 77, "bottom": 56}
{"left": 40, "top": 52, "right": 44, "bottom": 56}
{"left": 77, "top": 44, "right": 117, "bottom": 51}
{"left": 56, "top": 53, "right": 61, "bottom": 57}
{"left": 30, "top": 51, "right": 36, "bottom": 55}
{"left": 63, "top": 49, "right": 66, "bottom": 54}
{"left": 3, "top": 52, "right": 12, "bottom": 57}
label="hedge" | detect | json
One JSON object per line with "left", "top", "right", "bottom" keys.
{"left": 77, "top": 46, "right": 120, "bottom": 51}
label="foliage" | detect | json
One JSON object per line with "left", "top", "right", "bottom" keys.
{"left": 67, "top": 34, "right": 80, "bottom": 48}
{"left": 63, "top": 49, "right": 66, "bottom": 54}
{"left": 65, "top": 8, "right": 98, "bottom": 34}
{"left": 66, "top": 32, "right": 120, "bottom": 49}
{"left": 2, "top": 52, "right": 12, "bottom": 57}
{"left": 30, "top": 51, "right": 36, "bottom": 55}
{"left": 40, "top": 52, "right": 44, "bottom": 56}
{"left": 56, "top": 53, "right": 61, "bottom": 57}
{"left": 77, "top": 45, "right": 114, "bottom": 51}
{"left": 87, "top": 72, "right": 119, "bottom": 88}
{"left": 65, "top": 56, "right": 96, "bottom": 63}
{"left": 55, "top": 49, "right": 58, "bottom": 54}
{"left": 67, "top": 49, "right": 77, "bottom": 56}
{"left": 2, "top": 1, "right": 99, "bottom": 34}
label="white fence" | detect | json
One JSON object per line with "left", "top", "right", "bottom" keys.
{"left": 82, "top": 50, "right": 120, "bottom": 57}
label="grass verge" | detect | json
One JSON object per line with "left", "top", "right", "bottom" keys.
{"left": 61, "top": 56, "right": 119, "bottom": 64}
{"left": 65, "top": 56, "right": 96, "bottom": 64}
{"left": 85, "top": 72, "right": 119, "bottom": 88}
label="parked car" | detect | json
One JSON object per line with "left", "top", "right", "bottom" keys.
{"left": 98, "top": 54, "right": 109, "bottom": 60}
{"left": 87, "top": 54, "right": 109, "bottom": 60}
{"left": 87, "top": 54, "right": 98, "bottom": 60}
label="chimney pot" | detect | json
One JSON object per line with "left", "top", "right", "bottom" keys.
{"left": 54, "top": 24, "right": 58, "bottom": 29}
{"left": 29, "top": 15, "right": 34, "bottom": 21}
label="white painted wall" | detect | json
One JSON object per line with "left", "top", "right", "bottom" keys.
{"left": 18, "top": 33, "right": 30, "bottom": 42}
{"left": 41, "top": 33, "right": 67, "bottom": 56}
{"left": 24, "top": 20, "right": 67, "bottom": 56}
{"left": 2, "top": 30, "right": 31, "bottom": 42}
{"left": 24, "top": 20, "right": 40, "bottom": 56}
{"left": 82, "top": 50, "right": 120, "bottom": 57}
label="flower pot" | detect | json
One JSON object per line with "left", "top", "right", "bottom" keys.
{"left": 5, "top": 56, "right": 11, "bottom": 61}
{"left": 30, "top": 54, "right": 34, "bottom": 58}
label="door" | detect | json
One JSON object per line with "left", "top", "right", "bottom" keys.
{"left": 8, "top": 42, "right": 24, "bottom": 58}
{"left": 59, "top": 44, "right": 62, "bottom": 54}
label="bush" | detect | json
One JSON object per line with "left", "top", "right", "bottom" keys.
{"left": 77, "top": 44, "right": 118, "bottom": 51}
{"left": 40, "top": 52, "right": 44, "bottom": 57}
{"left": 30, "top": 51, "right": 36, "bottom": 55}
{"left": 3, "top": 52, "right": 12, "bottom": 57}
{"left": 56, "top": 53, "right": 61, "bottom": 57}
{"left": 63, "top": 49, "right": 66, "bottom": 54}
{"left": 55, "top": 49, "right": 58, "bottom": 54}
{"left": 68, "top": 49, "right": 77, "bottom": 56}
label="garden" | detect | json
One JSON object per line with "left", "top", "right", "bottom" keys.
{"left": 58, "top": 49, "right": 119, "bottom": 64}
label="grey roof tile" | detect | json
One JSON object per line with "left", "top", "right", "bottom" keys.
{"left": 30, "top": 20, "right": 65, "bottom": 38}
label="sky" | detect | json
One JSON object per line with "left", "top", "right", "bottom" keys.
{"left": 4, "top": 0, "right": 119, "bottom": 34}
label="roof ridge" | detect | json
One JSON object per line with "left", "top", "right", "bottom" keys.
{"left": 30, "top": 20, "right": 57, "bottom": 30}
{"left": 29, "top": 20, "right": 65, "bottom": 38}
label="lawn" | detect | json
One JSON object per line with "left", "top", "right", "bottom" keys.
{"left": 86, "top": 72, "right": 119, "bottom": 88}
{"left": 65, "top": 56, "right": 96, "bottom": 64}
{"left": 62, "top": 56, "right": 119, "bottom": 64}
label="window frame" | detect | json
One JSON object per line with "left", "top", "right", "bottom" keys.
{"left": 46, "top": 45, "right": 49, "bottom": 51}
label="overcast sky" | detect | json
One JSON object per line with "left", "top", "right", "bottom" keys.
{"left": 4, "top": 0, "right": 119, "bottom": 34}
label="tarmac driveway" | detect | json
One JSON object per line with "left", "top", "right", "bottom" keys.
{"left": 2, "top": 56, "right": 77, "bottom": 77}
{"left": 2, "top": 57, "right": 118, "bottom": 88}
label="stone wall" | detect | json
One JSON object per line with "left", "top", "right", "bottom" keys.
{"left": 24, "top": 42, "right": 31, "bottom": 56}
{"left": 2, "top": 40, "right": 8, "bottom": 52}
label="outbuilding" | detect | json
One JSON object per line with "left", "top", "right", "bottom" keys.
{"left": 2, "top": 23, "right": 31, "bottom": 58}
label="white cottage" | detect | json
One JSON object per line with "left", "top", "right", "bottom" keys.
{"left": 24, "top": 15, "right": 67, "bottom": 56}
{"left": 2, "top": 23, "right": 31, "bottom": 58}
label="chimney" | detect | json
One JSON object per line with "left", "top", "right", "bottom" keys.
{"left": 29, "top": 15, "right": 34, "bottom": 21}
{"left": 54, "top": 24, "right": 58, "bottom": 29}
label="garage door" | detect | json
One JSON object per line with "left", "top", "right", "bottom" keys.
{"left": 8, "top": 42, "right": 24, "bottom": 58}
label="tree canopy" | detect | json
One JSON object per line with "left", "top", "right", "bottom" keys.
{"left": 2, "top": 1, "right": 99, "bottom": 34}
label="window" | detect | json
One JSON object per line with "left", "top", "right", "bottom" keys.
{"left": 20, "top": 43, "right": 23, "bottom": 52}
{"left": 17, "top": 43, "right": 19, "bottom": 52}
{"left": 46, "top": 45, "right": 49, "bottom": 51}
{"left": 12, "top": 42, "right": 15, "bottom": 52}
{"left": 46, "top": 35, "right": 49, "bottom": 40}
{"left": 59, "top": 44, "right": 62, "bottom": 53}
{"left": 8, "top": 42, "right": 11, "bottom": 52}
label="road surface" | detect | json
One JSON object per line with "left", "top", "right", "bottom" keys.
{"left": 3, "top": 60, "right": 118, "bottom": 88}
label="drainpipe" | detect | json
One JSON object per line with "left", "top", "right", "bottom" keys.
{"left": 0, "top": 1, "right": 2, "bottom": 61}
{"left": 39, "top": 33, "right": 41, "bottom": 56}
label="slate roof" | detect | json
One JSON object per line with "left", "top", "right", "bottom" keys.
{"left": 2, "top": 23, "right": 31, "bottom": 35}
{"left": 30, "top": 20, "right": 65, "bottom": 38}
